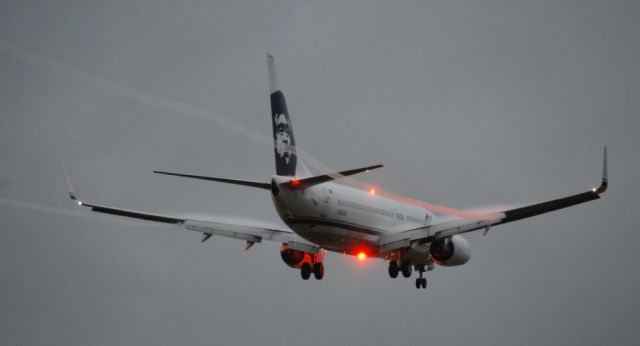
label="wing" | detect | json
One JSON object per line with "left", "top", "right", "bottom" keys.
{"left": 67, "top": 196, "right": 321, "bottom": 253}
{"left": 380, "top": 147, "right": 608, "bottom": 252}
{"left": 153, "top": 164, "right": 383, "bottom": 191}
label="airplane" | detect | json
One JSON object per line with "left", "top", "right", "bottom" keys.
{"left": 66, "top": 54, "right": 608, "bottom": 289}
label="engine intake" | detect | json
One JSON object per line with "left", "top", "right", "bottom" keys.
{"left": 280, "top": 244, "right": 325, "bottom": 269}
{"left": 280, "top": 247, "right": 306, "bottom": 267}
{"left": 430, "top": 235, "right": 471, "bottom": 266}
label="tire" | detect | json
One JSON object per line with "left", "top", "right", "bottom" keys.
{"left": 300, "top": 263, "right": 311, "bottom": 280}
{"left": 388, "top": 260, "right": 399, "bottom": 278}
{"left": 400, "top": 261, "right": 412, "bottom": 278}
{"left": 415, "top": 278, "right": 421, "bottom": 289}
{"left": 312, "top": 262, "right": 324, "bottom": 280}
{"left": 421, "top": 278, "right": 427, "bottom": 289}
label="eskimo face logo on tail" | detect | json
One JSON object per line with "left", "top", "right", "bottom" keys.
{"left": 273, "top": 112, "right": 297, "bottom": 176}
{"left": 274, "top": 113, "right": 292, "bottom": 163}
{"left": 270, "top": 88, "right": 297, "bottom": 176}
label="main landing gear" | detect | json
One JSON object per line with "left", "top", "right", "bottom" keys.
{"left": 388, "top": 260, "right": 428, "bottom": 289}
{"left": 388, "top": 260, "right": 399, "bottom": 278}
{"left": 388, "top": 260, "right": 412, "bottom": 278}
{"left": 301, "top": 262, "right": 324, "bottom": 280}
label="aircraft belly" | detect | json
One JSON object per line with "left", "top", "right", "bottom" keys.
{"left": 289, "top": 223, "right": 379, "bottom": 252}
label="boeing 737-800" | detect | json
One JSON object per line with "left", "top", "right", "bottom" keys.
{"left": 67, "top": 55, "right": 608, "bottom": 289}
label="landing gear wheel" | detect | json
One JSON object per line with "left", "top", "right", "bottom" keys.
{"left": 415, "top": 278, "right": 421, "bottom": 289}
{"left": 312, "top": 262, "right": 324, "bottom": 280}
{"left": 415, "top": 278, "right": 427, "bottom": 289}
{"left": 400, "top": 261, "right": 412, "bottom": 278}
{"left": 300, "top": 263, "right": 311, "bottom": 280}
{"left": 388, "top": 260, "right": 399, "bottom": 278}
{"left": 420, "top": 278, "right": 427, "bottom": 289}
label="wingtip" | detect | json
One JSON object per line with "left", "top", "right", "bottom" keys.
{"left": 153, "top": 170, "right": 174, "bottom": 177}
{"left": 603, "top": 146, "right": 608, "bottom": 181}
{"left": 62, "top": 163, "right": 84, "bottom": 205}
{"left": 595, "top": 146, "right": 608, "bottom": 194}
{"left": 62, "top": 162, "right": 76, "bottom": 198}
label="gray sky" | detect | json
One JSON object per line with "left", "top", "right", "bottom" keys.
{"left": 1, "top": 1, "right": 639, "bottom": 345}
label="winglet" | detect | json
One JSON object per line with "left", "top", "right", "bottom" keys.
{"left": 62, "top": 163, "right": 82, "bottom": 205}
{"left": 595, "top": 146, "right": 608, "bottom": 194}
{"left": 62, "top": 163, "right": 76, "bottom": 200}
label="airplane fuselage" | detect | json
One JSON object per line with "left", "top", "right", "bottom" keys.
{"left": 270, "top": 175, "right": 434, "bottom": 256}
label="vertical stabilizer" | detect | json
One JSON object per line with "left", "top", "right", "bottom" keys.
{"left": 268, "top": 54, "right": 298, "bottom": 176}
{"left": 267, "top": 53, "right": 278, "bottom": 93}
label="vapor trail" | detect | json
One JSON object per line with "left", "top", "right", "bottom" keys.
{"left": 0, "top": 197, "right": 162, "bottom": 227}
{"left": 0, "top": 36, "right": 271, "bottom": 145}
{"left": 0, "top": 36, "right": 491, "bottom": 220}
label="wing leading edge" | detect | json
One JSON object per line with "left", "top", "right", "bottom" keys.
{"left": 65, "top": 180, "right": 321, "bottom": 253}
{"left": 153, "top": 164, "right": 383, "bottom": 191}
{"left": 380, "top": 147, "right": 608, "bottom": 252}
{"left": 75, "top": 199, "right": 321, "bottom": 253}
{"left": 65, "top": 162, "right": 380, "bottom": 254}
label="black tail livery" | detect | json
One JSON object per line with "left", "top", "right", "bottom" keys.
{"left": 151, "top": 55, "right": 381, "bottom": 189}
{"left": 268, "top": 54, "right": 297, "bottom": 177}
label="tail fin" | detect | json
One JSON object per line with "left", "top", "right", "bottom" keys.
{"left": 268, "top": 54, "right": 298, "bottom": 176}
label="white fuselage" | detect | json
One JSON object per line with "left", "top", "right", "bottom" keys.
{"left": 270, "top": 176, "right": 434, "bottom": 256}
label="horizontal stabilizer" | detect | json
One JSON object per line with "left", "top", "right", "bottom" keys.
{"left": 153, "top": 171, "right": 270, "bottom": 190}
{"left": 282, "top": 164, "right": 383, "bottom": 190}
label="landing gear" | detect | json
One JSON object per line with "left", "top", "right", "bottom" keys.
{"left": 387, "top": 255, "right": 430, "bottom": 289}
{"left": 415, "top": 266, "right": 427, "bottom": 289}
{"left": 312, "top": 262, "right": 324, "bottom": 280}
{"left": 388, "top": 260, "right": 399, "bottom": 278}
{"left": 300, "top": 263, "right": 311, "bottom": 280}
{"left": 415, "top": 277, "right": 427, "bottom": 289}
{"left": 300, "top": 262, "right": 324, "bottom": 280}
{"left": 400, "top": 261, "right": 412, "bottom": 278}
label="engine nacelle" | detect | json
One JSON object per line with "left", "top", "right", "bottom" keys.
{"left": 280, "top": 244, "right": 324, "bottom": 269}
{"left": 430, "top": 235, "right": 471, "bottom": 266}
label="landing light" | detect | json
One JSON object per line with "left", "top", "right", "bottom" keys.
{"left": 369, "top": 189, "right": 376, "bottom": 195}
{"left": 357, "top": 252, "right": 367, "bottom": 261}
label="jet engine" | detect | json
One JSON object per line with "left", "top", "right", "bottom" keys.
{"left": 430, "top": 235, "right": 471, "bottom": 266}
{"left": 280, "top": 244, "right": 323, "bottom": 269}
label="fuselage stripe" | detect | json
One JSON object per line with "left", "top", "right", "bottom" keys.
{"left": 285, "top": 217, "right": 385, "bottom": 236}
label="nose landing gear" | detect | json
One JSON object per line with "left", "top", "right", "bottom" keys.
{"left": 415, "top": 277, "right": 427, "bottom": 289}
{"left": 415, "top": 266, "right": 427, "bottom": 289}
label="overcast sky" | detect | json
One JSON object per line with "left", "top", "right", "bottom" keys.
{"left": 1, "top": 1, "right": 639, "bottom": 345}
